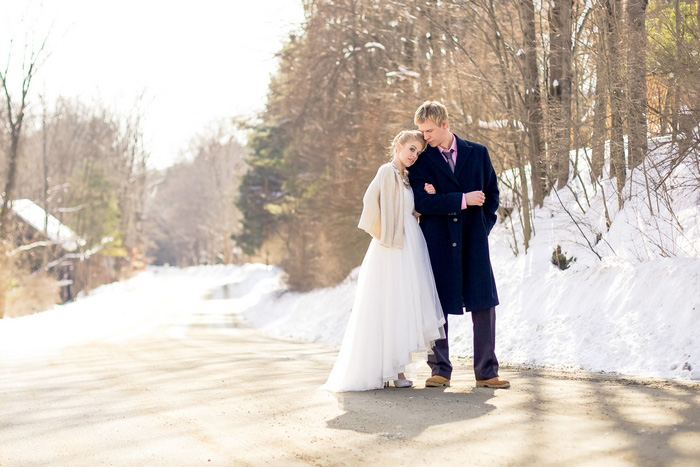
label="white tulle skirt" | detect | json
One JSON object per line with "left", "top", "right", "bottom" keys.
{"left": 321, "top": 188, "right": 445, "bottom": 392}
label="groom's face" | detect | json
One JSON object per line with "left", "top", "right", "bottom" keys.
{"left": 417, "top": 119, "right": 450, "bottom": 149}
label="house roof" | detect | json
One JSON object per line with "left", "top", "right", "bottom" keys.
{"left": 7, "top": 199, "right": 86, "bottom": 252}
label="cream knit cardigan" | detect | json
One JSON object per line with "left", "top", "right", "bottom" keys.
{"left": 357, "top": 163, "right": 405, "bottom": 249}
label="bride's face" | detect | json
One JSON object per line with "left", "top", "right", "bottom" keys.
{"left": 395, "top": 139, "right": 421, "bottom": 169}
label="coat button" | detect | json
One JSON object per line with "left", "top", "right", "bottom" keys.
{"left": 452, "top": 242, "right": 457, "bottom": 247}
{"left": 453, "top": 218, "right": 458, "bottom": 222}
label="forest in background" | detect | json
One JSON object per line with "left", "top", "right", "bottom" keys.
{"left": 0, "top": 84, "right": 247, "bottom": 317}
{"left": 237, "top": 0, "right": 700, "bottom": 290}
{"left": 0, "top": 39, "right": 247, "bottom": 317}
{"left": 2, "top": 0, "right": 700, "bottom": 317}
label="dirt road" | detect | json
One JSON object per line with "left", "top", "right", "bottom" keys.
{"left": 2, "top": 301, "right": 699, "bottom": 466}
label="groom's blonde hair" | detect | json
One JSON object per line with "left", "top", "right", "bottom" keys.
{"left": 414, "top": 100, "right": 449, "bottom": 127}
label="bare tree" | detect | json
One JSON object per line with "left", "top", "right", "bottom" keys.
{"left": 627, "top": 0, "right": 650, "bottom": 169}
{"left": 144, "top": 122, "right": 246, "bottom": 267}
{"left": 549, "top": 0, "right": 574, "bottom": 189}
{"left": 235, "top": 0, "right": 693, "bottom": 289}
{"left": 590, "top": 22, "right": 607, "bottom": 182}
{"left": 518, "top": 0, "right": 547, "bottom": 206}
{"left": 0, "top": 37, "right": 48, "bottom": 319}
{"left": 604, "top": 0, "right": 627, "bottom": 207}
{"left": 41, "top": 94, "right": 50, "bottom": 267}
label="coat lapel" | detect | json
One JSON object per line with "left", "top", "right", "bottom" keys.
{"left": 427, "top": 146, "right": 459, "bottom": 183}
{"left": 453, "top": 136, "right": 473, "bottom": 178}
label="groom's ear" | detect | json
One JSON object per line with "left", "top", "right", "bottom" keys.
{"left": 440, "top": 120, "right": 449, "bottom": 129}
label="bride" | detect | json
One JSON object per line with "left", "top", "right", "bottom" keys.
{"left": 321, "top": 130, "right": 445, "bottom": 392}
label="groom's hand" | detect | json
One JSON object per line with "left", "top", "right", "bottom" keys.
{"left": 465, "top": 190, "right": 485, "bottom": 206}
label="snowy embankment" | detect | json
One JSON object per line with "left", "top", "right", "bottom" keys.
{"left": 242, "top": 137, "right": 700, "bottom": 382}
{"left": 0, "top": 264, "right": 281, "bottom": 357}
{"left": 243, "top": 255, "right": 699, "bottom": 381}
{"left": 1, "top": 138, "right": 697, "bottom": 382}
{"left": 0, "top": 259, "right": 696, "bottom": 381}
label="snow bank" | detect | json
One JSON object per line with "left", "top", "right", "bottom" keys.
{"left": 0, "top": 264, "right": 279, "bottom": 357}
{"left": 2, "top": 139, "right": 697, "bottom": 382}
{"left": 243, "top": 254, "right": 699, "bottom": 381}
{"left": 243, "top": 138, "right": 700, "bottom": 382}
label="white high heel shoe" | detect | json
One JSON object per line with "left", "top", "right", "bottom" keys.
{"left": 383, "top": 373, "right": 413, "bottom": 388}
{"left": 393, "top": 378, "right": 413, "bottom": 388}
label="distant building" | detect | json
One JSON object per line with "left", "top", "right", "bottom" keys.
{"left": 2, "top": 198, "right": 87, "bottom": 302}
{"left": 8, "top": 199, "right": 86, "bottom": 252}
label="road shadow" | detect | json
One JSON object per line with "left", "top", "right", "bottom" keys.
{"left": 4, "top": 305, "right": 699, "bottom": 466}
{"left": 326, "top": 385, "right": 497, "bottom": 439}
{"left": 500, "top": 367, "right": 700, "bottom": 465}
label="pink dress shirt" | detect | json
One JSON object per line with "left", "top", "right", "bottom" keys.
{"left": 438, "top": 134, "right": 467, "bottom": 210}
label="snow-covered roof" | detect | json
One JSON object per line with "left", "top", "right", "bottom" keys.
{"left": 7, "top": 199, "right": 85, "bottom": 251}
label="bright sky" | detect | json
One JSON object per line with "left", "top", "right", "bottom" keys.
{"left": 1, "top": 1, "right": 305, "bottom": 169}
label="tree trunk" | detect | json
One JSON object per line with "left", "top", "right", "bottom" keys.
{"left": 672, "top": 0, "right": 696, "bottom": 166}
{"left": 42, "top": 98, "right": 50, "bottom": 267}
{"left": 518, "top": 0, "right": 547, "bottom": 206}
{"left": 549, "top": 0, "right": 574, "bottom": 189}
{"left": 670, "top": 0, "right": 681, "bottom": 162}
{"left": 0, "top": 131, "right": 22, "bottom": 240}
{"left": 516, "top": 143, "right": 532, "bottom": 251}
{"left": 627, "top": 0, "right": 649, "bottom": 169}
{"left": 0, "top": 248, "right": 6, "bottom": 319}
{"left": 605, "top": 0, "right": 627, "bottom": 207}
{"left": 0, "top": 122, "right": 23, "bottom": 320}
{"left": 591, "top": 37, "right": 608, "bottom": 182}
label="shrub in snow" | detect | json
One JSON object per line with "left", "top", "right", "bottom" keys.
{"left": 551, "top": 245, "right": 575, "bottom": 270}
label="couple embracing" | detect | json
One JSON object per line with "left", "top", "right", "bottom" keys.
{"left": 322, "top": 101, "right": 510, "bottom": 392}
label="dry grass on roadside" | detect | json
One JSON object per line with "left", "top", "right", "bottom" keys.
{"left": 5, "top": 271, "right": 61, "bottom": 318}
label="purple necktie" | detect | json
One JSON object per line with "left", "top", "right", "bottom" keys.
{"left": 442, "top": 149, "right": 455, "bottom": 172}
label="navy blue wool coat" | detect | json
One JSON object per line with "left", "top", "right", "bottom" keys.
{"left": 409, "top": 134, "right": 499, "bottom": 314}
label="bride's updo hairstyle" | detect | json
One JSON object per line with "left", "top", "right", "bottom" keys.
{"left": 389, "top": 130, "right": 427, "bottom": 160}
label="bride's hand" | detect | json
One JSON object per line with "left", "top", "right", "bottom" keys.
{"left": 424, "top": 183, "right": 436, "bottom": 194}
{"left": 413, "top": 210, "right": 421, "bottom": 219}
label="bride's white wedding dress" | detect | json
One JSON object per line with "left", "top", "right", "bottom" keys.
{"left": 321, "top": 184, "right": 445, "bottom": 392}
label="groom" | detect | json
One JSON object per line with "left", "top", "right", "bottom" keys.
{"left": 409, "top": 101, "right": 510, "bottom": 389}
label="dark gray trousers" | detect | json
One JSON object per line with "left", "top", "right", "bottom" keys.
{"left": 427, "top": 306, "right": 499, "bottom": 381}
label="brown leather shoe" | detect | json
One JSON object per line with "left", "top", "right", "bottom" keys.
{"left": 425, "top": 375, "right": 450, "bottom": 387}
{"left": 475, "top": 377, "right": 510, "bottom": 389}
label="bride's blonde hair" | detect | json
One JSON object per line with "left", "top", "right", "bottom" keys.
{"left": 389, "top": 130, "right": 427, "bottom": 160}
